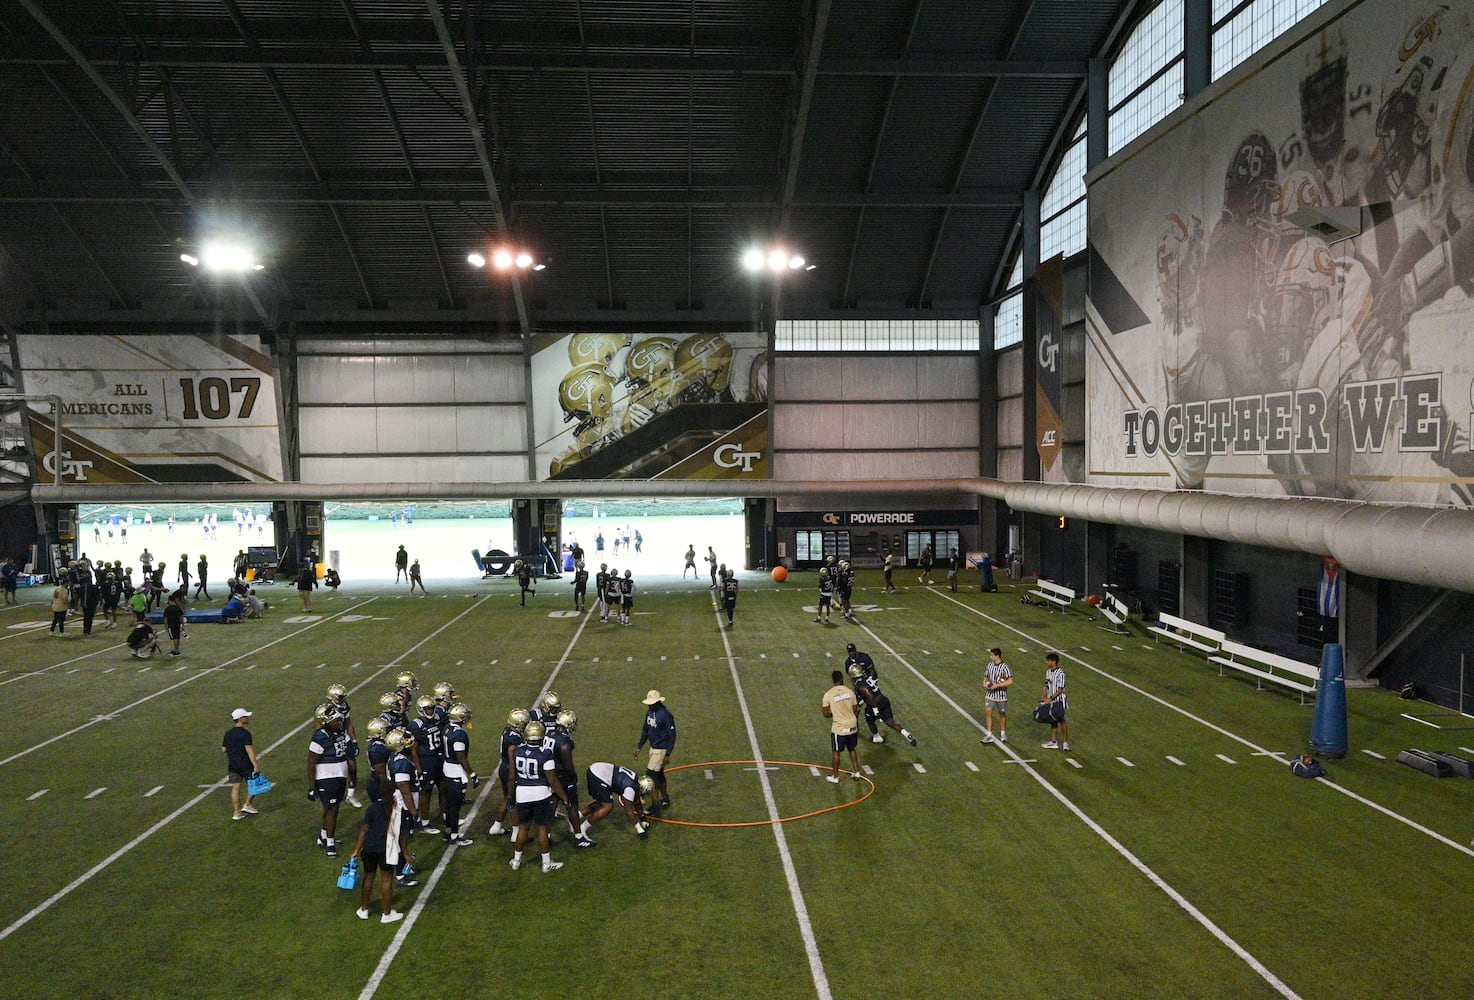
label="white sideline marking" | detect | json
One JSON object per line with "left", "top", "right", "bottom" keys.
{"left": 912, "top": 762, "right": 927, "bottom": 773}
{"left": 84, "top": 787, "right": 107, "bottom": 799}
{"left": 859, "top": 607, "right": 1303, "bottom": 1000}
{"left": 1167, "top": 756, "right": 1186, "bottom": 766}
{"left": 0, "top": 641, "right": 126, "bottom": 687}
{"left": 27, "top": 789, "right": 47, "bottom": 801}
{"left": 0, "top": 596, "right": 481, "bottom": 948}
{"left": 1401, "top": 713, "right": 1441, "bottom": 729}
{"left": 708, "top": 605, "right": 831, "bottom": 1000}
{"left": 358, "top": 605, "right": 597, "bottom": 1000}
{"left": 930, "top": 588, "right": 1474, "bottom": 860}
{"left": 1216, "top": 754, "right": 1237, "bottom": 765}
{"left": 965, "top": 761, "right": 979, "bottom": 771}
{"left": 1362, "top": 749, "right": 1386, "bottom": 760}
{"left": 1116, "top": 757, "right": 1135, "bottom": 767}
{"left": 1067, "top": 759, "right": 1083, "bottom": 769}
{"left": 144, "top": 786, "right": 163, "bottom": 797}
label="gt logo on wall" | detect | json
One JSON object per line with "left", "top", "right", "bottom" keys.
{"left": 530, "top": 330, "right": 769, "bottom": 480}
{"left": 16, "top": 333, "right": 284, "bottom": 483}
{"left": 1086, "top": 0, "right": 1474, "bottom": 506}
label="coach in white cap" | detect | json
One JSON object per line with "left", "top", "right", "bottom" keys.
{"left": 633, "top": 691, "right": 676, "bottom": 814}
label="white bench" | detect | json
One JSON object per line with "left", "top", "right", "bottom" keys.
{"left": 1209, "top": 640, "right": 1320, "bottom": 704}
{"left": 1148, "top": 612, "right": 1224, "bottom": 656}
{"left": 1028, "top": 578, "right": 1075, "bottom": 612}
{"left": 1096, "top": 591, "right": 1130, "bottom": 634}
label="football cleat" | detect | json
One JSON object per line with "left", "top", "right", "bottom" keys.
{"left": 394, "top": 671, "right": 418, "bottom": 691}
{"left": 447, "top": 703, "right": 472, "bottom": 726}
{"left": 326, "top": 683, "right": 348, "bottom": 706}
{"left": 384, "top": 728, "right": 413, "bottom": 754}
{"left": 507, "top": 708, "right": 530, "bottom": 733}
{"left": 432, "top": 681, "right": 456, "bottom": 703}
{"left": 523, "top": 720, "right": 546, "bottom": 745}
{"left": 364, "top": 716, "right": 391, "bottom": 741}
{"left": 555, "top": 709, "right": 578, "bottom": 734}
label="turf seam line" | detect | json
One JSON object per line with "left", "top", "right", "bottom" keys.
{"left": 714, "top": 604, "right": 833, "bottom": 1000}
{"left": 852, "top": 612, "right": 1303, "bottom": 1000}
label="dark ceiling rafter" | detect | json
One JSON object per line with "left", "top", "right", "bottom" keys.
{"left": 424, "top": 0, "right": 529, "bottom": 335}
{"left": 987, "top": 0, "right": 1153, "bottom": 302}
{"left": 222, "top": 0, "right": 377, "bottom": 310}
{"left": 777, "top": 0, "right": 831, "bottom": 234}
{"left": 339, "top": 0, "right": 456, "bottom": 309}
{"left": 573, "top": 0, "right": 617, "bottom": 308}
{"left": 841, "top": 0, "right": 926, "bottom": 308}
{"left": 916, "top": 0, "right": 1040, "bottom": 306}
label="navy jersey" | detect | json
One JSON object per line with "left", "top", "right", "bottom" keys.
{"left": 838, "top": 568, "right": 854, "bottom": 594}
{"left": 388, "top": 750, "right": 416, "bottom": 793}
{"left": 844, "top": 651, "right": 875, "bottom": 677}
{"left": 854, "top": 671, "right": 883, "bottom": 703}
{"left": 574, "top": 568, "right": 588, "bottom": 590}
{"left": 408, "top": 715, "right": 445, "bottom": 759}
{"left": 549, "top": 729, "right": 578, "bottom": 786}
{"left": 604, "top": 576, "right": 621, "bottom": 603}
{"left": 366, "top": 738, "right": 390, "bottom": 801}
{"left": 638, "top": 704, "right": 677, "bottom": 751}
{"left": 620, "top": 576, "right": 635, "bottom": 602}
{"left": 309, "top": 727, "right": 348, "bottom": 779}
{"left": 587, "top": 761, "right": 642, "bottom": 804}
{"left": 498, "top": 726, "right": 523, "bottom": 774}
{"left": 444, "top": 724, "right": 471, "bottom": 780}
{"left": 819, "top": 576, "right": 835, "bottom": 599}
{"left": 595, "top": 570, "right": 609, "bottom": 596}
{"left": 512, "top": 742, "right": 556, "bottom": 802}
{"left": 723, "top": 577, "right": 739, "bottom": 603}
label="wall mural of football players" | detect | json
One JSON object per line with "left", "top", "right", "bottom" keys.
{"left": 1087, "top": 0, "right": 1474, "bottom": 506}
{"left": 530, "top": 330, "right": 768, "bottom": 480}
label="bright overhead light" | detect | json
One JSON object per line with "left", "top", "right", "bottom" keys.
{"left": 467, "top": 252, "right": 486, "bottom": 268}
{"left": 492, "top": 249, "right": 514, "bottom": 270}
{"left": 199, "top": 240, "right": 259, "bottom": 274}
{"left": 179, "top": 253, "right": 199, "bottom": 267}
{"left": 741, "top": 248, "right": 765, "bottom": 273}
{"left": 788, "top": 255, "right": 805, "bottom": 270}
{"left": 533, "top": 263, "right": 546, "bottom": 271}
{"left": 767, "top": 250, "right": 789, "bottom": 272}
{"left": 515, "top": 252, "right": 533, "bottom": 269}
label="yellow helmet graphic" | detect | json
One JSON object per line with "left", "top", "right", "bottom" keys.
{"left": 673, "top": 333, "right": 733, "bottom": 398}
{"left": 567, "top": 333, "right": 631, "bottom": 372}
{"left": 558, "top": 363, "right": 615, "bottom": 424}
{"left": 625, "top": 337, "right": 677, "bottom": 387}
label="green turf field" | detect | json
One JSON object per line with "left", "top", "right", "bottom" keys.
{"left": 1, "top": 570, "right": 1470, "bottom": 1000}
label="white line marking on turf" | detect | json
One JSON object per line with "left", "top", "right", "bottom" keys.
{"left": 1401, "top": 713, "right": 1441, "bottom": 728}
{"left": 705, "top": 769, "right": 714, "bottom": 780}
{"left": 102, "top": 668, "right": 115, "bottom": 674}
{"left": 1080, "top": 646, "right": 1091, "bottom": 651}
{"left": 1001, "top": 759, "right": 1036, "bottom": 765}
{"left": 861, "top": 764, "right": 874, "bottom": 776}
{"left": 245, "top": 664, "right": 254, "bottom": 670}
{"left": 912, "top": 762, "right": 927, "bottom": 773}
{"left": 1462, "top": 747, "right": 1474, "bottom": 756}
{"left": 855, "top": 610, "right": 1303, "bottom": 1000}
{"left": 27, "top": 789, "right": 47, "bottom": 801}
{"left": 137, "top": 666, "right": 151, "bottom": 673}
{"left": 709, "top": 605, "right": 832, "bottom": 1000}
{"left": 1067, "top": 759, "right": 1082, "bottom": 769}
{"left": 808, "top": 765, "right": 821, "bottom": 777}
{"left": 1216, "top": 754, "right": 1237, "bottom": 765}
{"left": 1362, "top": 749, "right": 1386, "bottom": 760}
{"left": 965, "top": 761, "right": 979, "bottom": 771}
{"left": 144, "top": 786, "right": 163, "bottom": 797}
{"left": 84, "top": 787, "right": 107, "bottom": 799}
{"left": 1167, "top": 756, "right": 1186, "bottom": 766}
{"left": 1116, "top": 757, "right": 1135, "bottom": 767}
{"left": 1112, "top": 645, "right": 1124, "bottom": 650}
{"left": 928, "top": 588, "right": 1474, "bottom": 860}
{"left": 358, "top": 604, "right": 597, "bottom": 1000}
{"left": 0, "top": 641, "right": 126, "bottom": 687}
{"left": 0, "top": 596, "right": 486, "bottom": 947}
{"left": 67, "top": 668, "right": 78, "bottom": 674}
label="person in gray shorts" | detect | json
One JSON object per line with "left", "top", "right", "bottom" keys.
{"left": 980, "top": 647, "right": 1014, "bottom": 744}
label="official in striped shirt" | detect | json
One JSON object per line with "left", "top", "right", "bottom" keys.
{"left": 1040, "top": 652, "right": 1070, "bottom": 751}
{"left": 980, "top": 647, "right": 1013, "bottom": 745}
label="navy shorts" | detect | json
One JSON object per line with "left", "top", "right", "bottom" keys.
{"left": 586, "top": 772, "right": 613, "bottom": 804}
{"left": 515, "top": 797, "right": 557, "bottom": 827}
{"left": 314, "top": 777, "right": 347, "bottom": 807}
{"left": 830, "top": 732, "right": 859, "bottom": 753}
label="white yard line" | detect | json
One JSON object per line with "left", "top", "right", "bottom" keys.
{"left": 358, "top": 606, "right": 597, "bottom": 1000}
{"left": 0, "top": 598, "right": 380, "bottom": 769}
{"left": 0, "top": 642, "right": 129, "bottom": 687}
{"left": 0, "top": 596, "right": 488, "bottom": 946}
{"left": 711, "top": 608, "right": 832, "bottom": 1000}
{"left": 928, "top": 589, "right": 1474, "bottom": 860}
{"left": 854, "top": 615, "right": 1302, "bottom": 1000}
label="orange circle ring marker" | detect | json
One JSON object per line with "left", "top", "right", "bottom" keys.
{"left": 647, "top": 759, "right": 875, "bottom": 828}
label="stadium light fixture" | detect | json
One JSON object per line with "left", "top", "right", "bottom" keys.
{"left": 187, "top": 239, "right": 260, "bottom": 274}
{"left": 467, "top": 252, "right": 486, "bottom": 268}
{"left": 742, "top": 244, "right": 811, "bottom": 275}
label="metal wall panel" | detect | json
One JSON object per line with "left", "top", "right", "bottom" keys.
{"left": 914, "top": 356, "right": 980, "bottom": 397}
{"left": 997, "top": 346, "right": 1024, "bottom": 398}
{"left": 997, "top": 397, "right": 1024, "bottom": 447}
{"left": 301, "top": 454, "right": 529, "bottom": 484}
{"left": 774, "top": 449, "right": 977, "bottom": 480}
{"left": 299, "top": 405, "right": 378, "bottom": 452}
{"left": 997, "top": 446, "right": 1024, "bottom": 482}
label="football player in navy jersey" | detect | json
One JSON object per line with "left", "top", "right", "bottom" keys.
{"left": 509, "top": 720, "right": 573, "bottom": 873}
{"left": 392, "top": 671, "right": 418, "bottom": 716}
{"left": 720, "top": 568, "right": 738, "bottom": 627}
{"left": 845, "top": 644, "right": 917, "bottom": 746}
{"left": 814, "top": 568, "right": 834, "bottom": 624}
{"left": 384, "top": 728, "right": 421, "bottom": 887}
{"left": 548, "top": 710, "right": 595, "bottom": 848}
{"left": 488, "top": 709, "right": 529, "bottom": 838}
{"left": 571, "top": 561, "right": 588, "bottom": 612}
{"left": 307, "top": 705, "right": 350, "bottom": 857}
{"left": 619, "top": 569, "right": 636, "bottom": 625}
{"left": 594, "top": 563, "right": 610, "bottom": 619}
{"left": 441, "top": 703, "right": 476, "bottom": 846}
{"left": 602, "top": 568, "right": 621, "bottom": 623}
{"left": 408, "top": 695, "right": 446, "bottom": 835}
{"left": 363, "top": 717, "right": 392, "bottom": 806}
{"left": 326, "top": 684, "right": 363, "bottom": 809}
{"left": 836, "top": 561, "right": 855, "bottom": 621}
{"left": 529, "top": 690, "right": 561, "bottom": 724}
{"left": 376, "top": 691, "right": 407, "bottom": 732}
{"left": 580, "top": 762, "right": 655, "bottom": 841}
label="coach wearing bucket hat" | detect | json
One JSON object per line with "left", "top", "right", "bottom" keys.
{"left": 633, "top": 691, "right": 676, "bottom": 814}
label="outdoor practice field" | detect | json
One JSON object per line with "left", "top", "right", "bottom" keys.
{"left": 1, "top": 564, "right": 1472, "bottom": 1000}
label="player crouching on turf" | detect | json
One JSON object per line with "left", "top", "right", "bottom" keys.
{"left": 580, "top": 763, "right": 656, "bottom": 840}
{"left": 127, "top": 619, "right": 160, "bottom": 658}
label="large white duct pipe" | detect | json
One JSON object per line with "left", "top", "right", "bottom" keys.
{"left": 29, "top": 477, "right": 1474, "bottom": 594}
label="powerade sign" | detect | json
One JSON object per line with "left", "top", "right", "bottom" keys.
{"left": 776, "top": 509, "right": 975, "bottom": 528}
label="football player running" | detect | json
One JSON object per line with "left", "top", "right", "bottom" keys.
{"left": 845, "top": 644, "right": 918, "bottom": 746}
{"left": 509, "top": 720, "right": 574, "bottom": 873}
{"left": 580, "top": 763, "right": 655, "bottom": 840}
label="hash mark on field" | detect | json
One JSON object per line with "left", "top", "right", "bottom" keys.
{"left": 591, "top": 657, "right": 599, "bottom": 663}
{"left": 280, "top": 664, "right": 290, "bottom": 670}
{"left": 138, "top": 667, "right": 151, "bottom": 674}
{"left": 245, "top": 665, "right": 255, "bottom": 670}
{"left": 1402, "top": 713, "right": 1441, "bottom": 729}
{"left": 964, "top": 761, "right": 979, "bottom": 772}
{"left": 1362, "top": 749, "right": 1387, "bottom": 760}
{"left": 490, "top": 659, "right": 498, "bottom": 665}
{"left": 420, "top": 661, "right": 429, "bottom": 667}
{"left": 921, "top": 649, "right": 931, "bottom": 655}
{"left": 1112, "top": 645, "right": 1124, "bottom": 651}
{"left": 808, "top": 765, "right": 821, "bottom": 777}
{"left": 694, "top": 655, "right": 701, "bottom": 660}
{"left": 84, "top": 787, "right": 107, "bottom": 799}
{"left": 760, "top": 653, "right": 766, "bottom": 659}
{"left": 315, "top": 662, "right": 325, "bottom": 669}
{"left": 350, "top": 662, "right": 360, "bottom": 669}
{"left": 792, "top": 652, "right": 800, "bottom": 658}
{"left": 1067, "top": 759, "right": 1083, "bottom": 769}
{"left": 455, "top": 660, "right": 463, "bottom": 666}
{"left": 103, "top": 668, "right": 115, "bottom": 674}
{"left": 824, "top": 651, "right": 831, "bottom": 658}
{"left": 626, "top": 656, "right": 632, "bottom": 662}
{"left": 1141, "top": 644, "right": 1154, "bottom": 650}
{"left": 1166, "top": 756, "right": 1186, "bottom": 766}
{"left": 912, "top": 762, "right": 927, "bottom": 773}
{"left": 955, "top": 649, "right": 965, "bottom": 655}
{"left": 1461, "top": 747, "right": 1474, "bottom": 756}
{"left": 174, "top": 664, "right": 187, "bottom": 671}
{"left": 1080, "top": 646, "right": 1091, "bottom": 652}
{"left": 660, "top": 655, "right": 666, "bottom": 661}
{"left": 1116, "top": 757, "right": 1135, "bottom": 767}
{"left": 524, "top": 659, "right": 531, "bottom": 664}
{"left": 27, "top": 789, "right": 47, "bottom": 801}
{"left": 1216, "top": 754, "right": 1237, "bottom": 765}
{"left": 862, "top": 765, "right": 874, "bottom": 776}
{"left": 704, "top": 769, "right": 714, "bottom": 780}
{"left": 144, "top": 786, "right": 163, "bottom": 797}
{"left": 67, "top": 668, "right": 79, "bottom": 674}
